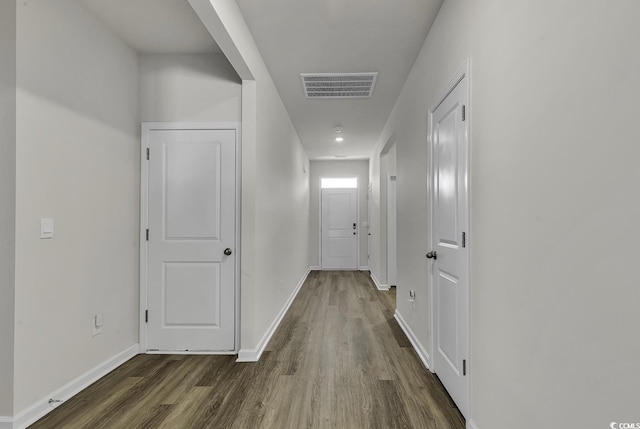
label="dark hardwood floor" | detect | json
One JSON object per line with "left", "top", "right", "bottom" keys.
{"left": 30, "top": 270, "right": 464, "bottom": 429}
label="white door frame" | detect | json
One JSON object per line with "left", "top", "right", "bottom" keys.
{"left": 427, "top": 60, "right": 471, "bottom": 415}
{"left": 319, "top": 177, "right": 359, "bottom": 269}
{"left": 387, "top": 174, "right": 397, "bottom": 286}
{"left": 367, "top": 182, "right": 373, "bottom": 270}
{"left": 139, "top": 122, "right": 241, "bottom": 353}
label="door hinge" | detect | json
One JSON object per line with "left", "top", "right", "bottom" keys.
{"left": 146, "top": 147, "right": 150, "bottom": 160}
{"left": 462, "top": 232, "right": 466, "bottom": 248}
{"left": 462, "top": 105, "right": 466, "bottom": 121}
{"left": 145, "top": 310, "right": 148, "bottom": 323}
{"left": 463, "top": 359, "right": 467, "bottom": 376}
{"left": 146, "top": 229, "right": 149, "bottom": 241}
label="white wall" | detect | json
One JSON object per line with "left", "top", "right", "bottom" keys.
{"left": 14, "top": 0, "right": 139, "bottom": 413}
{"left": 253, "top": 83, "right": 309, "bottom": 346}
{"left": 372, "top": 0, "right": 640, "bottom": 427}
{"left": 0, "top": 0, "right": 16, "bottom": 418}
{"left": 309, "top": 160, "right": 369, "bottom": 269}
{"left": 140, "top": 53, "right": 241, "bottom": 122}
{"left": 189, "top": 0, "right": 310, "bottom": 354}
{"left": 369, "top": 143, "right": 396, "bottom": 287}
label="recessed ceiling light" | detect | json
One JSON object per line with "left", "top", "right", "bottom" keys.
{"left": 335, "top": 127, "right": 343, "bottom": 133}
{"left": 335, "top": 137, "right": 344, "bottom": 142}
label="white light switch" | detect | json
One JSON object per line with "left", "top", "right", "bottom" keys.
{"left": 93, "top": 313, "right": 103, "bottom": 336}
{"left": 40, "top": 218, "right": 54, "bottom": 239}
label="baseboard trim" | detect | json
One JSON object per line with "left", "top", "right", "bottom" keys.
{"left": 394, "top": 310, "right": 431, "bottom": 370}
{"left": 12, "top": 343, "right": 139, "bottom": 429}
{"left": 309, "top": 266, "right": 321, "bottom": 271}
{"left": 467, "top": 419, "right": 480, "bottom": 429}
{"left": 370, "top": 272, "right": 389, "bottom": 291}
{"left": 236, "top": 267, "right": 311, "bottom": 362}
{"left": 0, "top": 417, "right": 12, "bottom": 429}
{"left": 358, "top": 265, "right": 369, "bottom": 271}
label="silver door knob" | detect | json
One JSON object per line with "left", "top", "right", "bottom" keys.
{"left": 426, "top": 251, "right": 437, "bottom": 260}
{"left": 224, "top": 248, "right": 232, "bottom": 256}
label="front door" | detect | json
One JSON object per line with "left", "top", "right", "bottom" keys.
{"left": 429, "top": 67, "right": 470, "bottom": 417}
{"left": 321, "top": 188, "right": 358, "bottom": 269}
{"left": 145, "top": 127, "right": 236, "bottom": 352}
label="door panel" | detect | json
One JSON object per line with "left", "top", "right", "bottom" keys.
{"left": 435, "top": 109, "right": 460, "bottom": 247}
{"left": 436, "top": 269, "right": 459, "bottom": 369}
{"left": 321, "top": 188, "right": 358, "bottom": 269}
{"left": 430, "top": 72, "right": 469, "bottom": 417}
{"left": 164, "top": 143, "right": 221, "bottom": 240}
{"left": 147, "top": 128, "right": 236, "bottom": 352}
{"left": 164, "top": 262, "right": 220, "bottom": 326}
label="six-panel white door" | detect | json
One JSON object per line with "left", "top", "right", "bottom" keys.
{"left": 146, "top": 128, "right": 236, "bottom": 352}
{"left": 429, "top": 73, "right": 470, "bottom": 417}
{"left": 321, "top": 188, "right": 358, "bottom": 269}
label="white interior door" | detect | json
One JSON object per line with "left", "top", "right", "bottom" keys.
{"left": 146, "top": 127, "right": 236, "bottom": 352}
{"left": 429, "top": 68, "right": 470, "bottom": 417}
{"left": 321, "top": 188, "right": 358, "bottom": 269}
{"left": 387, "top": 175, "right": 397, "bottom": 286}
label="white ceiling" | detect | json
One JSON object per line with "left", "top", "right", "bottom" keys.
{"left": 81, "top": 0, "right": 444, "bottom": 159}
{"left": 236, "top": 0, "right": 444, "bottom": 159}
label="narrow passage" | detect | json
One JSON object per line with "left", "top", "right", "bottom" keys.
{"left": 30, "top": 270, "right": 464, "bottom": 429}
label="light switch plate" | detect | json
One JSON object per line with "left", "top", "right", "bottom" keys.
{"left": 40, "top": 218, "right": 54, "bottom": 239}
{"left": 92, "top": 313, "right": 103, "bottom": 336}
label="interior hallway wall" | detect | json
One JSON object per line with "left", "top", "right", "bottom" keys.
{"left": 252, "top": 89, "right": 309, "bottom": 342}
{"left": 14, "top": 0, "right": 140, "bottom": 413}
{"left": 371, "top": 0, "right": 640, "bottom": 427}
{"left": 139, "top": 53, "right": 241, "bottom": 122}
{"left": 309, "top": 160, "right": 370, "bottom": 269}
{"left": 188, "top": 0, "right": 311, "bottom": 355}
{"left": 0, "top": 0, "right": 17, "bottom": 418}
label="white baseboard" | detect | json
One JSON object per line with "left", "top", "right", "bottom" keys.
{"left": 236, "top": 267, "right": 311, "bottom": 362}
{"left": 370, "top": 272, "right": 389, "bottom": 291}
{"left": 467, "top": 419, "right": 480, "bottom": 429}
{"left": 12, "top": 343, "right": 139, "bottom": 429}
{"left": 359, "top": 265, "right": 369, "bottom": 271}
{"left": 0, "top": 417, "right": 12, "bottom": 429}
{"left": 309, "top": 266, "right": 321, "bottom": 271}
{"left": 394, "top": 310, "right": 431, "bottom": 370}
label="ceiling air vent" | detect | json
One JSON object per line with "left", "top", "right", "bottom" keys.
{"left": 301, "top": 72, "right": 378, "bottom": 99}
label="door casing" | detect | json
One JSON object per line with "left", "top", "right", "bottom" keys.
{"left": 387, "top": 175, "right": 397, "bottom": 286}
{"left": 139, "top": 122, "right": 241, "bottom": 354}
{"left": 320, "top": 183, "right": 359, "bottom": 269}
{"left": 427, "top": 60, "right": 471, "bottom": 417}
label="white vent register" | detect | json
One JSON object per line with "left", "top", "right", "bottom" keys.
{"left": 301, "top": 72, "right": 378, "bottom": 98}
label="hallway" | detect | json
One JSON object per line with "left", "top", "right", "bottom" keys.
{"left": 29, "top": 271, "right": 464, "bottom": 429}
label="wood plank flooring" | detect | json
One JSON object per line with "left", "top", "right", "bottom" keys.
{"left": 30, "top": 270, "right": 464, "bottom": 429}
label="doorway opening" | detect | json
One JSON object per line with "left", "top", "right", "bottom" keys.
{"left": 320, "top": 177, "right": 359, "bottom": 269}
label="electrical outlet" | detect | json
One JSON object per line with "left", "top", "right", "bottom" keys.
{"left": 92, "top": 313, "right": 103, "bottom": 336}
